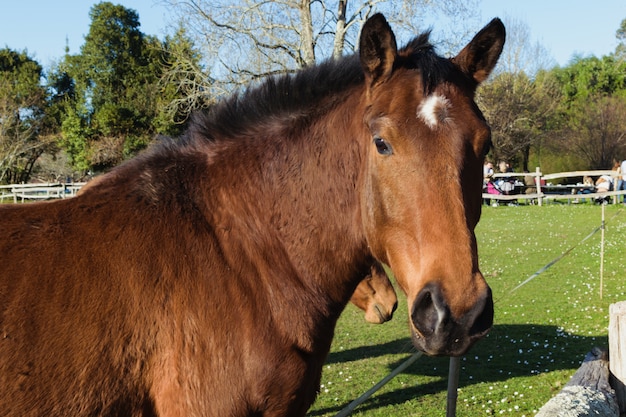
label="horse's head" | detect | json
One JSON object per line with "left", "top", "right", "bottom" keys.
{"left": 350, "top": 262, "right": 398, "bottom": 324}
{"left": 358, "top": 14, "right": 504, "bottom": 356}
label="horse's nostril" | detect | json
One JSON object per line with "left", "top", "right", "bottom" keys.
{"left": 410, "top": 283, "right": 493, "bottom": 356}
{"left": 411, "top": 284, "right": 445, "bottom": 337}
{"left": 469, "top": 288, "right": 493, "bottom": 337}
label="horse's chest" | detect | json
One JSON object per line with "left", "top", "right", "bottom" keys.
{"left": 243, "top": 348, "right": 325, "bottom": 416}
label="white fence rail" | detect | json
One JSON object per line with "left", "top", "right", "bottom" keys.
{"left": 483, "top": 168, "right": 626, "bottom": 206}
{"left": 2, "top": 167, "right": 625, "bottom": 206}
{"left": 0, "top": 182, "right": 85, "bottom": 203}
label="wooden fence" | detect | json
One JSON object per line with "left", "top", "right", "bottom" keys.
{"left": 534, "top": 301, "right": 626, "bottom": 416}
{"left": 610, "top": 301, "right": 626, "bottom": 415}
{"left": 483, "top": 168, "right": 626, "bottom": 206}
{"left": 2, "top": 168, "right": 625, "bottom": 207}
{"left": 535, "top": 347, "right": 620, "bottom": 416}
{"left": 0, "top": 182, "right": 85, "bottom": 203}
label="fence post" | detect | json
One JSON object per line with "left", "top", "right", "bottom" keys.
{"left": 609, "top": 301, "right": 626, "bottom": 414}
{"left": 611, "top": 171, "right": 619, "bottom": 204}
{"left": 535, "top": 347, "right": 618, "bottom": 416}
{"left": 446, "top": 356, "right": 461, "bottom": 417}
{"left": 535, "top": 167, "right": 543, "bottom": 206}
{"left": 600, "top": 204, "right": 605, "bottom": 299}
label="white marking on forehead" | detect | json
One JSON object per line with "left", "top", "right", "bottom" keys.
{"left": 417, "top": 94, "right": 450, "bottom": 129}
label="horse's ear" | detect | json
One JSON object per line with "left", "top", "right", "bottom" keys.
{"left": 452, "top": 18, "right": 505, "bottom": 85}
{"left": 359, "top": 13, "right": 397, "bottom": 87}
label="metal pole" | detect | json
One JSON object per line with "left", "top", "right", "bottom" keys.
{"left": 446, "top": 356, "right": 461, "bottom": 417}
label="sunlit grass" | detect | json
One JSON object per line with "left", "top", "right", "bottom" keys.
{"left": 308, "top": 204, "right": 626, "bottom": 416}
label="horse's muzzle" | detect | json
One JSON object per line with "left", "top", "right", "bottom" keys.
{"left": 410, "top": 283, "right": 493, "bottom": 356}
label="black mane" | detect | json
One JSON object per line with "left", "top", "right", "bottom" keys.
{"left": 186, "top": 31, "right": 450, "bottom": 144}
{"left": 398, "top": 32, "right": 455, "bottom": 94}
{"left": 184, "top": 54, "right": 361, "bottom": 144}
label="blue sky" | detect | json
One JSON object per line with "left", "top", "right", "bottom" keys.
{"left": 0, "top": 0, "right": 624, "bottom": 68}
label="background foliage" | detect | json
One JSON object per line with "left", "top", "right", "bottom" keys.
{"left": 0, "top": 49, "right": 53, "bottom": 183}
{"left": 1, "top": 1, "right": 626, "bottom": 182}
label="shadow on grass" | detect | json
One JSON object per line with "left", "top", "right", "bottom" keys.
{"left": 323, "top": 338, "right": 416, "bottom": 365}
{"left": 308, "top": 323, "right": 606, "bottom": 416}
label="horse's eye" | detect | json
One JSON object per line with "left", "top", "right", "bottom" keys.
{"left": 374, "top": 137, "right": 393, "bottom": 155}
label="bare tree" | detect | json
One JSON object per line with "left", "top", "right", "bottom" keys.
{"left": 158, "top": 25, "right": 217, "bottom": 124}
{"left": 495, "top": 15, "right": 555, "bottom": 76}
{"left": 0, "top": 88, "right": 47, "bottom": 183}
{"left": 160, "top": 0, "right": 479, "bottom": 96}
{"left": 477, "top": 70, "right": 561, "bottom": 171}
{"left": 615, "top": 17, "right": 626, "bottom": 60}
{"left": 476, "top": 15, "right": 559, "bottom": 171}
{"left": 0, "top": 101, "right": 56, "bottom": 184}
{"left": 562, "top": 95, "right": 626, "bottom": 169}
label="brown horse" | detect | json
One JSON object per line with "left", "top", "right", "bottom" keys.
{"left": 0, "top": 14, "right": 504, "bottom": 417}
{"left": 350, "top": 262, "right": 397, "bottom": 323}
{"left": 82, "top": 177, "right": 397, "bottom": 326}
{"left": 93, "top": 174, "right": 395, "bottom": 325}
{"left": 86, "top": 180, "right": 396, "bottom": 324}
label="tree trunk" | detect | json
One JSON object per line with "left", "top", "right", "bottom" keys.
{"left": 521, "top": 144, "right": 530, "bottom": 172}
{"left": 333, "top": 1, "right": 348, "bottom": 59}
{"left": 299, "top": 0, "right": 315, "bottom": 66}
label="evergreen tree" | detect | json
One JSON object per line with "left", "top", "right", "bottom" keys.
{"left": 60, "top": 2, "right": 168, "bottom": 171}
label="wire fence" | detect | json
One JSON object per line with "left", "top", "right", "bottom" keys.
{"left": 334, "top": 206, "right": 625, "bottom": 417}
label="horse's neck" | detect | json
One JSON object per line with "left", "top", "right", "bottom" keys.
{"left": 212, "top": 131, "right": 369, "bottom": 280}
{"left": 202, "top": 96, "right": 371, "bottom": 350}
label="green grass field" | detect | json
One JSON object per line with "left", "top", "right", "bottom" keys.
{"left": 308, "top": 203, "right": 626, "bottom": 416}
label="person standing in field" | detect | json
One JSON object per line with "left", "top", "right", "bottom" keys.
{"left": 620, "top": 158, "right": 626, "bottom": 203}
